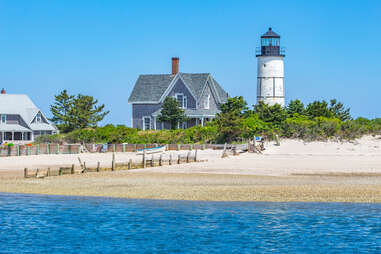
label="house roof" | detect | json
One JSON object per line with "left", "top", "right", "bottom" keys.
{"left": 128, "top": 73, "right": 228, "bottom": 104}
{"left": 0, "top": 124, "right": 32, "bottom": 132}
{"left": 0, "top": 94, "right": 56, "bottom": 132}
{"left": 0, "top": 94, "right": 40, "bottom": 124}
{"left": 30, "top": 123, "right": 57, "bottom": 131}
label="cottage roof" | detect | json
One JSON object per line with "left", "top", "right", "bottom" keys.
{"left": 0, "top": 94, "right": 40, "bottom": 124}
{"left": 128, "top": 73, "right": 228, "bottom": 104}
{"left": 0, "top": 94, "right": 56, "bottom": 131}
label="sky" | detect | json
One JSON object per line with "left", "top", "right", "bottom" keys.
{"left": 0, "top": 0, "right": 380, "bottom": 125}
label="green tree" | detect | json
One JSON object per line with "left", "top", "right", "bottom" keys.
{"left": 50, "top": 90, "right": 109, "bottom": 133}
{"left": 158, "top": 97, "right": 188, "bottom": 129}
{"left": 305, "top": 100, "right": 333, "bottom": 119}
{"left": 329, "top": 99, "right": 351, "bottom": 121}
{"left": 287, "top": 99, "right": 305, "bottom": 116}
{"left": 50, "top": 90, "right": 75, "bottom": 133}
{"left": 253, "top": 101, "right": 287, "bottom": 127}
{"left": 69, "top": 94, "right": 109, "bottom": 130}
{"left": 216, "top": 96, "right": 248, "bottom": 142}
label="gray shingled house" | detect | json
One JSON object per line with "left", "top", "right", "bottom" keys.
{"left": 128, "top": 58, "right": 228, "bottom": 130}
{"left": 0, "top": 89, "right": 58, "bottom": 144}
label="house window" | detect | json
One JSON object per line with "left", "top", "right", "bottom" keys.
{"left": 176, "top": 93, "right": 187, "bottom": 109}
{"left": 23, "top": 132, "right": 31, "bottom": 141}
{"left": 36, "top": 112, "right": 42, "bottom": 123}
{"left": 205, "top": 94, "right": 210, "bottom": 109}
{"left": 1, "top": 115, "right": 6, "bottom": 124}
{"left": 143, "top": 117, "right": 151, "bottom": 130}
{"left": 4, "top": 132, "right": 12, "bottom": 140}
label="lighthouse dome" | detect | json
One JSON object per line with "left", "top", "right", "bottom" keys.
{"left": 261, "top": 27, "right": 280, "bottom": 38}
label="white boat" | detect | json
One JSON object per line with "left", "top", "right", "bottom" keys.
{"left": 136, "top": 145, "right": 166, "bottom": 155}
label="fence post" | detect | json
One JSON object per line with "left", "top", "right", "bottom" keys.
{"left": 177, "top": 144, "right": 180, "bottom": 151}
{"left": 112, "top": 152, "right": 115, "bottom": 171}
{"left": 59, "top": 168, "right": 62, "bottom": 176}
{"left": 134, "top": 144, "right": 137, "bottom": 152}
{"left": 47, "top": 168, "right": 50, "bottom": 177}
{"left": 35, "top": 169, "right": 39, "bottom": 177}
{"left": 186, "top": 151, "right": 190, "bottom": 163}
{"left": 17, "top": 145, "right": 20, "bottom": 156}
{"left": 71, "top": 164, "right": 75, "bottom": 174}
{"left": 68, "top": 144, "right": 71, "bottom": 154}
{"left": 128, "top": 159, "right": 132, "bottom": 170}
{"left": 159, "top": 154, "right": 162, "bottom": 166}
{"left": 169, "top": 154, "right": 172, "bottom": 165}
{"left": 36, "top": 144, "right": 40, "bottom": 155}
{"left": 47, "top": 143, "right": 50, "bottom": 154}
{"left": 151, "top": 154, "right": 154, "bottom": 167}
{"left": 143, "top": 150, "right": 146, "bottom": 168}
{"left": 56, "top": 144, "right": 60, "bottom": 154}
{"left": 77, "top": 145, "right": 81, "bottom": 154}
{"left": 202, "top": 144, "right": 205, "bottom": 150}
{"left": 190, "top": 144, "right": 193, "bottom": 151}
{"left": 97, "top": 162, "right": 100, "bottom": 172}
{"left": 221, "top": 143, "right": 228, "bottom": 158}
{"left": 194, "top": 149, "right": 198, "bottom": 162}
{"left": 122, "top": 143, "right": 126, "bottom": 153}
{"left": 113, "top": 144, "right": 116, "bottom": 153}
{"left": 275, "top": 134, "right": 280, "bottom": 146}
{"left": 24, "top": 168, "right": 28, "bottom": 178}
{"left": 177, "top": 154, "right": 181, "bottom": 164}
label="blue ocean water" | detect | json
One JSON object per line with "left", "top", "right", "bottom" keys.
{"left": 1, "top": 193, "right": 381, "bottom": 253}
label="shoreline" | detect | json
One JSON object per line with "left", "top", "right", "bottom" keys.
{"left": 1, "top": 135, "right": 380, "bottom": 203}
{"left": 2, "top": 190, "right": 381, "bottom": 205}
{"left": 1, "top": 171, "right": 381, "bottom": 203}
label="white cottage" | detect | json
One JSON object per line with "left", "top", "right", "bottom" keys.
{"left": 0, "top": 89, "right": 58, "bottom": 143}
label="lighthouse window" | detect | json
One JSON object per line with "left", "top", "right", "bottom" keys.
{"left": 271, "top": 38, "right": 279, "bottom": 46}
{"left": 261, "top": 38, "right": 270, "bottom": 46}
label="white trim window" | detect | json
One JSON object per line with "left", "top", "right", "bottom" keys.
{"left": 0, "top": 114, "right": 6, "bottom": 124}
{"left": 36, "top": 112, "right": 42, "bottom": 123}
{"left": 175, "top": 93, "right": 187, "bottom": 109}
{"left": 143, "top": 116, "right": 151, "bottom": 130}
{"left": 205, "top": 94, "right": 210, "bottom": 109}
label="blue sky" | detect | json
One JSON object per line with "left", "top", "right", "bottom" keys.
{"left": 1, "top": 0, "right": 380, "bottom": 125}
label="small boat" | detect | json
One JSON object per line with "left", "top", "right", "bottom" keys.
{"left": 136, "top": 145, "right": 166, "bottom": 155}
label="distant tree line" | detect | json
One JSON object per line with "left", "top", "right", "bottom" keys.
{"left": 38, "top": 93, "right": 380, "bottom": 144}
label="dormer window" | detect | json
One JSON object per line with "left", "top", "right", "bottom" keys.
{"left": 1, "top": 114, "right": 6, "bottom": 124}
{"left": 36, "top": 112, "right": 42, "bottom": 123}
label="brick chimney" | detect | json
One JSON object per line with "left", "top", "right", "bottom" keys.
{"left": 172, "top": 57, "right": 179, "bottom": 76}
{"left": 0, "top": 88, "right": 5, "bottom": 94}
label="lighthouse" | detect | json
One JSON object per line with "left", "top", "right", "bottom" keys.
{"left": 256, "top": 27, "right": 285, "bottom": 107}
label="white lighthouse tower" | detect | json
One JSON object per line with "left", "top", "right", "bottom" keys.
{"left": 256, "top": 27, "right": 285, "bottom": 107}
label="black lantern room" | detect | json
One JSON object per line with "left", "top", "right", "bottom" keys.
{"left": 257, "top": 27, "right": 285, "bottom": 57}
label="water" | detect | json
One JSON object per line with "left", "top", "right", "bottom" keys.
{"left": 1, "top": 193, "right": 381, "bottom": 253}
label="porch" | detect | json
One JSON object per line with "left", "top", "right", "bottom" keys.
{"left": 0, "top": 125, "right": 33, "bottom": 143}
{"left": 151, "top": 108, "right": 220, "bottom": 130}
{"left": 0, "top": 131, "right": 32, "bottom": 143}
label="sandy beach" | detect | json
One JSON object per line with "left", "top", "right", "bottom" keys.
{"left": 1, "top": 135, "right": 381, "bottom": 202}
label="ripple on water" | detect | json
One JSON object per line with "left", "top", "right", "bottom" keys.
{"left": 1, "top": 193, "right": 381, "bottom": 253}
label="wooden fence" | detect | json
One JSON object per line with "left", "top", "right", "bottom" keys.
{"left": 0, "top": 143, "right": 230, "bottom": 157}
{"left": 24, "top": 150, "right": 203, "bottom": 179}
